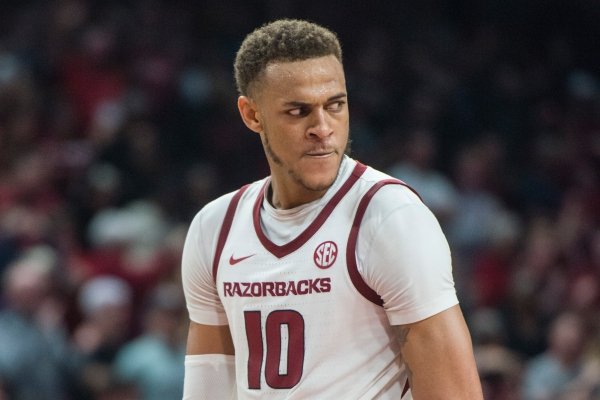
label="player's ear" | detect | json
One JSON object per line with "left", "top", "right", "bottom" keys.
{"left": 237, "top": 96, "right": 262, "bottom": 134}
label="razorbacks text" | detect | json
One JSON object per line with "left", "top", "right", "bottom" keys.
{"left": 223, "top": 278, "right": 331, "bottom": 297}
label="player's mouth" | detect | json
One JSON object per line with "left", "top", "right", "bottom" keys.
{"left": 305, "top": 149, "right": 337, "bottom": 158}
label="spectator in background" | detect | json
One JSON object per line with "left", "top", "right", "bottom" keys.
{"left": 84, "top": 198, "right": 173, "bottom": 289}
{"left": 522, "top": 312, "right": 587, "bottom": 400}
{"left": 507, "top": 217, "right": 570, "bottom": 356}
{"left": 447, "top": 141, "right": 505, "bottom": 255}
{"left": 113, "top": 281, "right": 186, "bottom": 400}
{"left": 470, "top": 308, "right": 523, "bottom": 400}
{"left": 444, "top": 140, "right": 512, "bottom": 310}
{"left": 73, "top": 275, "right": 133, "bottom": 399}
{"left": 386, "top": 128, "right": 458, "bottom": 226}
{"left": 0, "top": 246, "right": 82, "bottom": 400}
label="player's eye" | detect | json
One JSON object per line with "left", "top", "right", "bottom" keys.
{"left": 327, "top": 101, "right": 345, "bottom": 112}
{"left": 288, "top": 107, "right": 309, "bottom": 117}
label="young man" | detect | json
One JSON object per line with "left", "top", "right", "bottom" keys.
{"left": 182, "top": 19, "right": 483, "bottom": 399}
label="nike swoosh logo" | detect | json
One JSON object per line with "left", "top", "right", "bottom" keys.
{"left": 229, "top": 254, "right": 255, "bottom": 265}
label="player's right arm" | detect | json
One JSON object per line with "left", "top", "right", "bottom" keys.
{"left": 186, "top": 322, "right": 235, "bottom": 355}
{"left": 183, "top": 322, "right": 236, "bottom": 399}
{"left": 181, "top": 197, "right": 238, "bottom": 399}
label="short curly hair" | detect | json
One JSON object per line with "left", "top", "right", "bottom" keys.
{"left": 234, "top": 19, "right": 343, "bottom": 96}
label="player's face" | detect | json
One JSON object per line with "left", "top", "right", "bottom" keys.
{"left": 240, "top": 55, "right": 349, "bottom": 208}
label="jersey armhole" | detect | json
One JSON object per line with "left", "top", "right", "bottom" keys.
{"left": 212, "top": 184, "right": 251, "bottom": 282}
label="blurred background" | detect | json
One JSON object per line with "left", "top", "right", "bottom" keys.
{"left": 0, "top": 1, "right": 598, "bottom": 399}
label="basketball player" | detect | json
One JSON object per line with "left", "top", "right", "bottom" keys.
{"left": 182, "top": 19, "right": 483, "bottom": 399}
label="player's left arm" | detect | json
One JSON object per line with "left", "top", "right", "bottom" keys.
{"left": 360, "top": 186, "right": 482, "bottom": 399}
{"left": 393, "top": 305, "right": 483, "bottom": 399}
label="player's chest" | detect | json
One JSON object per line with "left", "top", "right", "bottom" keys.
{"left": 216, "top": 216, "right": 351, "bottom": 304}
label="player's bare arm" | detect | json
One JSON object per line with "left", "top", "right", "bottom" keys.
{"left": 183, "top": 322, "right": 236, "bottom": 399}
{"left": 186, "top": 321, "right": 235, "bottom": 355}
{"left": 394, "top": 305, "right": 483, "bottom": 399}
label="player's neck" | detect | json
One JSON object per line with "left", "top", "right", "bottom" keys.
{"left": 267, "top": 180, "right": 327, "bottom": 210}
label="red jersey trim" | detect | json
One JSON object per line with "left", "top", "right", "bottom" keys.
{"left": 253, "top": 162, "right": 368, "bottom": 258}
{"left": 347, "top": 179, "right": 421, "bottom": 306}
{"left": 212, "top": 184, "right": 251, "bottom": 282}
{"left": 401, "top": 379, "right": 410, "bottom": 397}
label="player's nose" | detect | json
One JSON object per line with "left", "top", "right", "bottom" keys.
{"left": 307, "top": 108, "right": 333, "bottom": 139}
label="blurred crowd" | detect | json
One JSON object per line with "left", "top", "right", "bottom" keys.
{"left": 0, "top": 1, "right": 598, "bottom": 399}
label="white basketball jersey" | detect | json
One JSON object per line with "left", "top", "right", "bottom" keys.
{"left": 212, "top": 162, "right": 413, "bottom": 399}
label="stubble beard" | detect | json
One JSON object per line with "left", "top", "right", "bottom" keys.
{"left": 263, "top": 132, "right": 347, "bottom": 193}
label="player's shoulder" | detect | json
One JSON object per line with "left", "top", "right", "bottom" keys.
{"left": 357, "top": 162, "right": 424, "bottom": 210}
{"left": 354, "top": 163, "right": 441, "bottom": 242}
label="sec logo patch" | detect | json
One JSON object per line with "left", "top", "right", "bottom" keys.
{"left": 314, "top": 241, "right": 338, "bottom": 269}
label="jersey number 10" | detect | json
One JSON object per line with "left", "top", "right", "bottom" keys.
{"left": 244, "top": 310, "right": 305, "bottom": 389}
